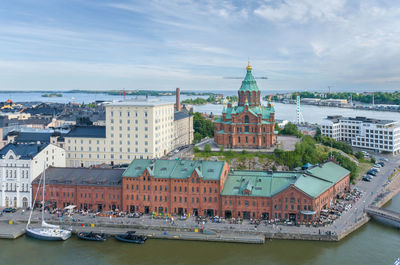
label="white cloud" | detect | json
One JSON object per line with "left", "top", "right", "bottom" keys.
{"left": 254, "top": 0, "right": 347, "bottom": 23}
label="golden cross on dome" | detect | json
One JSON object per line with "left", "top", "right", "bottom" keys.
{"left": 246, "top": 60, "right": 252, "bottom": 71}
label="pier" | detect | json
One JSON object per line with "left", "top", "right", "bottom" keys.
{"left": 0, "top": 221, "right": 26, "bottom": 239}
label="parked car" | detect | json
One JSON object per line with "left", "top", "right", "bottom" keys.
{"left": 2, "top": 208, "right": 16, "bottom": 213}
{"left": 362, "top": 176, "right": 371, "bottom": 182}
{"left": 371, "top": 167, "right": 380, "bottom": 172}
{"left": 374, "top": 164, "right": 382, "bottom": 168}
{"left": 379, "top": 157, "right": 389, "bottom": 162}
{"left": 367, "top": 170, "right": 377, "bottom": 176}
{"left": 365, "top": 173, "right": 373, "bottom": 179}
{"left": 377, "top": 162, "right": 385, "bottom": 167}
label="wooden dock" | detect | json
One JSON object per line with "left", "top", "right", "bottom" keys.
{"left": 0, "top": 221, "right": 26, "bottom": 239}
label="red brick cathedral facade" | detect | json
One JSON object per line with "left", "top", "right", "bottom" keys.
{"left": 214, "top": 63, "right": 276, "bottom": 148}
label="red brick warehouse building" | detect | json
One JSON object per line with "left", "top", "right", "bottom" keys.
{"left": 214, "top": 62, "right": 276, "bottom": 148}
{"left": 32, "top": 159, "right": 350, "bottom": 223}
{"left": 220, "top": 161, "right": 350, "bottom": 221}
{"left": 122, "top": 159, "right": 230, "bottom": 216}
{"left": 32, "top": 167, "right": 124, "bottom": 211}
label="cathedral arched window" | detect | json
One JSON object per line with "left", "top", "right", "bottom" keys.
{"left": 244, "top": 115, "right": 249, "bottom": 123}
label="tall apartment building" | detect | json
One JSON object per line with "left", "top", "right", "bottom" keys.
{"left": 320, "top": 116, "right": 400, "bottom": 154}
{"left": 174, "top": 111, "right": 193, "bottom": 148}
{"left": 65, "top": 99, "right": 175, "bottom": 167}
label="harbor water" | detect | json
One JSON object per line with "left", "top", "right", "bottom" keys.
{"left": 2, "top": 91, "right": 400, "bottom": 124}
{"left": 0, "top": 194, "right": 399, "bottom": 265}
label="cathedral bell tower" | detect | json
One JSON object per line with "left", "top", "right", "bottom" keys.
{"left": 238, "top": 62, "right": 261, "bottom": 107}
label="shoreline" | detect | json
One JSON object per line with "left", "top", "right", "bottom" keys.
{"left": 1, "top": 165, "right": 400, "bottom": 245}
{"left": 273, "top": 101, "right": 400, "bottom": 113}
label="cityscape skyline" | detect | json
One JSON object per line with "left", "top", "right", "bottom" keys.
{"left": 1, "top": 0, "right": 400, "bottom": 91}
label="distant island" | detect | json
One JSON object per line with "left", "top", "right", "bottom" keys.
{"left": 181, "top": 95, "right": 238, "bottom": 105}
{"left": 42, "top": 93, "right": 63, "bottom": 97}
{"left": 0, "top": 89, "right": 217, "bottom": 97}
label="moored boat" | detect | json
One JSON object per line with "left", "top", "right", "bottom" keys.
{"left": 77, "top": 232, "right": 108, "bottom": 242}
{"left": 26, "top": 164, "right": 71, "bottom": 241}
{"left": 115, "top": 231, "right": 147, "bottom": 244}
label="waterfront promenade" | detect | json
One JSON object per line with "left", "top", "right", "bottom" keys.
{"left": 1, "top": 155, "right": 399, "bottom": 243}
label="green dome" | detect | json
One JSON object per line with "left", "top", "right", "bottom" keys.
{"left": 239, "top": 64, "right": 259, "bottom": 92}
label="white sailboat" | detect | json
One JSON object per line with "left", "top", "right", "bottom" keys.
{"left": 26, "top": 165, "right": 71, "bottom": 241}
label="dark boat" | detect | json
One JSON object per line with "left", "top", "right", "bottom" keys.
{"left": 115, "top": 231, "right": 147, "bottom": 244}
{"left": 76, "top": 232, "right": 108, "bottom": 242}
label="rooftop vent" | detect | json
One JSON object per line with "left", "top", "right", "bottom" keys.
{"left": 135, "top": 166, "right": 142, "bottom": 170}
{"left": 207, "top": 169, "right": 214, "bottom": 172}
{"left": 255, "top": 187, "right": 262, "bottom": 190}
{"left": 161, "top": 167, "right": 167, "bottom": 171}
{"left": 233, "top": 186, "right": 240, "bottom": 190}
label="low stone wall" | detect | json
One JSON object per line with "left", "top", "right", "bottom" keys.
{"left": 337, "top": 215, "right": 370, "bottom": 241}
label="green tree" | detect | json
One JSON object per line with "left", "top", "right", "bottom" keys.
{"left": 355, "top": 151, "right": 364, "bottom": 160}
{"left": 279, "top": 123, "right": 303, "bottom": 138}
{"left": 370, "top": 157, "right": 376, "bottom": 164}
{"left": 193, "top": 112, "right": 214, "bottom": 143}
{"left": 204, "top": 144, "right": 211, "bottom": 152}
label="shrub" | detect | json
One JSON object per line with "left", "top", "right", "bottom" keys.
{"left": 355, "top": 151, "right": 364, "bottom": 160}
{"left": 204, "top": 144, "right": 211, "bottom": 153}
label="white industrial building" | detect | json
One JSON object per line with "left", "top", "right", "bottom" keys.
{"left": 320, "top": 116, "right": 400, "bottom": 154}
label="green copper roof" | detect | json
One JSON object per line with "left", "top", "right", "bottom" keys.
{"left": 306, "top": 161, "right": 350, "bottom": 183}
{"left": 221, "top": 171, "right": 301, "bottom": 197}
{"left": 239, "top": 69, "right": 260, "bottom": 92}
{"left": 123, "top": 159, "right": 226, "bottom": 181}
{"left": 221, "top": 162, "right": 349, "bottom": 198}
{"left": 294, "top": 175, "right": 333, "bottom": 198}
{"left": 220, "top": 105, "right": 274, "bottom": 120}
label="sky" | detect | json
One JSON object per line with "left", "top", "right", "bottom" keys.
{"left": 0, "top": 0, "right": 400, "bottom": 92}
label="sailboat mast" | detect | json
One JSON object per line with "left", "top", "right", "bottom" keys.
{"left": 41, "top": 163, "right": 45, "bottom": 222}
{"left": 26, "top": 171, "right": 43, "bottom": 228}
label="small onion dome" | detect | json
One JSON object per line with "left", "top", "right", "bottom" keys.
{"left": 246, "top": 61, "right": 252, "bottom": 71}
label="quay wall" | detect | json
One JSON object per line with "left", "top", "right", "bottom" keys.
{"left": 46, "top": 219, "right": 340, "bottom": 242}
{"left": 336, "top": 215, "right": 370, "bottom": 241}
